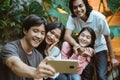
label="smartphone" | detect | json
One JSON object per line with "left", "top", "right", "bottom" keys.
{"left": 46, "top": 59, "right": 78, "bottom": 74}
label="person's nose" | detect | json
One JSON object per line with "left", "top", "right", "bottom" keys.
{"left": 50, "top": 34, "right": 55, "bottom": 42}
{"left": 77, "top": 6, "right": 81, "bottom": 11}
{"left": 37, "top": 33, "right": 43, "bottom": 39}
{"left": 50, "top": 35, "right": 55, "bottom": 40}
{"left": 82, "top": 37, "right": 87, "bottom": 41}
{"left": 51, "top": 34, "right": 55, "bottom": 39}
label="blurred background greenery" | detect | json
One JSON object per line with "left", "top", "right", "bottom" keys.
{"left": 0, "top": 0, "right": 120, "bottom": 45}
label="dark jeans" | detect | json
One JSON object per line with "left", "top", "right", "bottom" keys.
{"left": 93, "top": 50, "right": 108, "bottom": 80}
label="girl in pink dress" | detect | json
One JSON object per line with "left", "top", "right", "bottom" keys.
{"left": 61, "top": 27, "right": 96, "bottom": 80}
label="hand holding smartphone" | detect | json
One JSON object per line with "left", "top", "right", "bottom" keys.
{"left": 46, "top": 59, "right": 78, "bottom": 74}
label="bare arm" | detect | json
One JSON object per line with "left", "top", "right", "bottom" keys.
{"left": 6, "top": 56, "right": 37, "bottom": 78}
{"left": 64, "top": 28, "right": 83, "bottom": 54}
{"left": 64, "top": 28, "right": 78, "bottom": 47}
{"left": 6, "top": 56, "right": 56, "bottom": 79}
{"left": 104, "top": 35, "right": 119, "bottom": 67}
{"left": 104, "top": 35, "right": 115, "bottom": 58}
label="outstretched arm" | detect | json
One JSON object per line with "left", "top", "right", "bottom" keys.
{"left": 64, "top": 29, "right": 82, "bottom": 54}
{"left": 64, "top": 29, "right": 79, "bottom": 47}
{"left": 5, "top": 56, "right": 56, "bottom": 79}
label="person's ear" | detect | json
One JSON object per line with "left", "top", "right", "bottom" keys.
{"left": 23, "top": 28, "right": 27, "bottom": 35}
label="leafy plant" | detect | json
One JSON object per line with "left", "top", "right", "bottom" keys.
{"left": 0, "top": 0, "right": 18, "bottom": 43}
{"left": 29, "top": 1, "right": 46, "bottom": 17}
{"left": 106, "top": 0, "right": 120, "bottom": 24}
{"left": 0, "top": 0, "right": 70, "bottom": 44}
{"left": 107, "top": 0, "right": 120, "bottom": 13}
{"left": 43, "top": 0, "right": 69, "bottom": 26}
{"left": 0, "top": 0, "right": 46, "bottom": 43}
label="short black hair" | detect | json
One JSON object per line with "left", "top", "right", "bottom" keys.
{"left": 22, "top": 14, "right": 47, "bottom": 31}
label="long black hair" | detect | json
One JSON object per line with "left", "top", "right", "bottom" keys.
{"left": 36, "top": 21, "right": 65, "bottom": 57}
{"left": 69, "top": 0, "right": 93, "bottom": 18}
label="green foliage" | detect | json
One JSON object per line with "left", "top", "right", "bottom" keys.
{"left": 107, "top": 0, "right": 120, "bottom": 13}
{"left": 0, "top": 0, "right": 17, "bottom": 43}
{"left": 43, "top": 0, "right": 69, "bottom": 26}
{"left": 58, "top": 13, "right": 69, "bottom": 27}
{"left": 43, "top": 0, "right": 69, "bottom": 12}
{"left": 51, "top": 0, "right": 70, "bottom": 12}
{"left": 0, "top": 0, "right": 69, "bottom": 43}
{"left": 1, "top": 0, "right": 120, "bottom": 44}
{"left": 29, "top": 1, "right": 46, "bottom": 17}
{"left": 110, "top": 26, "right": 120, "bottom": 38}
{"left": 0, "top": 0, "right": 47, "bottom": 43}
{"left": 48, "top": 8, "right": 69, "bottom": 26}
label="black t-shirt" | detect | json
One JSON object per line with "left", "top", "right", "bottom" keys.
{"left": 0, "top": 40, "right": 43, "bottom": 80}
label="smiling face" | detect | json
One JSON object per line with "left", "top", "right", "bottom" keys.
{"left": 24, "top": 24, "right": 45, "bottom": 48}
{"left": 45, "top": 28, "right": 61, "bottom": 45}
{"left": 78, "top": 30, "right": 92, "bottom": 47}
{"left": 73, "top": 0, "right": 86, "bottom": 19}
